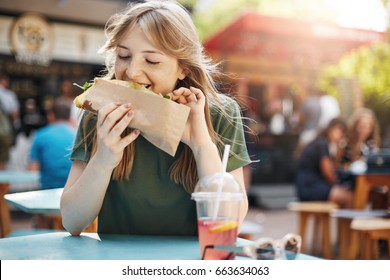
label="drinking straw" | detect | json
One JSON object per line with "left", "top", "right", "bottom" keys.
{"left": 221, "top": 144, "right": 231, "bottom": 173}
{"left": 212, "top": 144, "right": 231, "bottom": 219}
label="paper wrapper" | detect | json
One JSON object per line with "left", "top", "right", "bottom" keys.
{"left": 78, "top": 79, "right": 190, "bottom": 156}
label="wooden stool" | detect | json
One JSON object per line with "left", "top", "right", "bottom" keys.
{"left": 351, "top": 218, "right": 390, "bottom": 259}
{"left": 0, "top": 183, "right": 11, "bottom": 237}
{"left": 288, "top": 201, "right": 338, "bottom": 259}
{"left": 330, "top": 209, "right": 388, "bottom": 259}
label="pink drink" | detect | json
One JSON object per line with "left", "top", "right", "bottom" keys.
{"left": 198, "top": 219, "right": 238, "bottom": 260}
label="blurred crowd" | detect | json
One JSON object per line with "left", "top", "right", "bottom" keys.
{"left": 0, "top": 72, "right": 78, "bottom": 190}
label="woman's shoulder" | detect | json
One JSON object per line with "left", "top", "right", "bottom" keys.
{"left": 210, "top": 93, "right": 240, "bottom": 114}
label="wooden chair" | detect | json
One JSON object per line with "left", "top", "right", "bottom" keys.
{"left": 0, "top": 183, "right": 11, "bottom": 237}
{"left": 287, "top": 201, "right": 338, "bottom": 259}
{"left": 351, "top": 217, "right": 390, "bottom": 259}
{"left": 330, "top": 209, "right": 388, "bottom": 259}
{"left": 333, "top": 184, "right": 390, "bottom": 259}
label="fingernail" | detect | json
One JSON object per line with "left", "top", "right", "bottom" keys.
{"left": 124, "top": 103, "right": 131, "bottom": 108}
{"left": 127, "top": 111, "right": 133, "bottom": 117}
{"left": 114, "top": 102, "right": 121, "bottom": 106}
{"left": 134, "top": 129, "right": 140, "bottom": 135}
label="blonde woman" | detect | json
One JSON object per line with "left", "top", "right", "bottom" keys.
{"left": 344, "top": 108, "right": 380, "bottom": 164}
{"left": 60, "top": 1, "right": 251, "bottom": 236}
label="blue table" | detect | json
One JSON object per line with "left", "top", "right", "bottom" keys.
{"left": 4, "top": 188, "right": 62, "bottom": 215}
{"left": 0, "top": 232, "right": 320, "bottom": 260}
{"left": 0, "top": 171, "right": 40, "bottom": 237}
{"left": 0, "top": 171, "right": 39, "bottom": 185}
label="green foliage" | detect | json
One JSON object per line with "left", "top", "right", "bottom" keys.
{"left": 320, "top": 43, "right": 390, "bottom": 138}
{"left": 320, "top": 43, "right": 390, "bottom": 102}
{"left": 193, "top": 0, "right": 339, "bottom": 41}
{"left": 193, "top": 0, "right": 259, "bottom": 40}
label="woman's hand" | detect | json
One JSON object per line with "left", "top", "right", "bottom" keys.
{"left": 168, "top": 87, "right": 210, "bottom": 149}
{"left": 95, "top": 102, "right": 140, "bottom": 170}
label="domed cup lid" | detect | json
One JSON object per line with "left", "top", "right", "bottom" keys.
{"left": 191, "top": 172, "right": 244, "bottom": 201}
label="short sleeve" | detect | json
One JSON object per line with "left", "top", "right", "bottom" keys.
{"left": 316, "top": 138, "right": 330, "bottom": 159}
{"left": 211, "top": 95, "right": 252, "bottom": 172}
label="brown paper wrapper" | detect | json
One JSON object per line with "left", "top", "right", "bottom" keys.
{"left": 79, "top": 79, "right": 190, "bottom": 156}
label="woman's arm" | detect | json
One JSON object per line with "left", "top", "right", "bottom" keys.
{"left": 60, "top": 103, "right": 140, "bottom": 235}
{"left": 60, "top": 159, "right": 111, "bottom": 235}
{"left": 230, "top": 167, "right": 249, "bottom": 227}
{"left": 170, "top": 87, "right": 248, "bottom": 225}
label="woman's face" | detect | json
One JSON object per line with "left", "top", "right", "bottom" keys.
{"left": 356, "top": 116, "right": 374, "bottom": 141}
{"left": 114, "top": 25, "right": 186, "bottom": 95}
{"left": 328, "top": 125, "right": 345, "bottom": 144}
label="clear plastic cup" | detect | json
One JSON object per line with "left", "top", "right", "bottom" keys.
{"left": 191, "top": 172, "right": 244, "bottom": 260}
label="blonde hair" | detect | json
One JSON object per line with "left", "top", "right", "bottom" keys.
{"left": 80, "top": 0, "right": 232, "bottom": 192}
{"left": 347, "top": 108, "right": 381, "bottom": 161}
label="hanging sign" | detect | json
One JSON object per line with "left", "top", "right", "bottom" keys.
{"left": 9, "top": 13, "right": 54, "bottom": 66}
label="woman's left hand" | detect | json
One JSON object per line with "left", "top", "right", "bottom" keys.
{"left": 168, "top": 86, "right": 210, "bottom": 149}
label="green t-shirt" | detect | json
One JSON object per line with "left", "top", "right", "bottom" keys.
{"left": 71, "top": 94, "right": 251, "bottom": 235}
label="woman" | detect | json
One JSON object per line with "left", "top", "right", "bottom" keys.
{"left": 296, "top": 118, "right": 353, "bottom": 208}
{"left": 60, "top": 1, "right": 251, "bottom": 236}
{"left": 344, "top": 108, "right": 380, "bottom": 164}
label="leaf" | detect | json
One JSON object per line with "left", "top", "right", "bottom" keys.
{"left": 73, "top": 81, "right": 94, "bottom": 92}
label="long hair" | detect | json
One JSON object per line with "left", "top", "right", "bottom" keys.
{"left": 80, "top": 1, "right": 230, "bottom": 193}
{"left": 346, "top": 108, "right": 381, "bottom": 161}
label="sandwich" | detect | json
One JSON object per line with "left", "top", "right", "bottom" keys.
{"left": 72, "top": 78, "right": 190, "bottom": 156}
{"left": 73, "top": 79, "right": 170, "bottom": 111}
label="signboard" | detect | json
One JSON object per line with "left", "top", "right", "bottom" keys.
{"left": 9, "top": 13, "right": 54, "bottom": 65}
{"left": 0, "top": 14, "right": 105, "bottom": 65}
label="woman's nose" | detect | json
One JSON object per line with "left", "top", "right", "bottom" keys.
{"left": 126, "top": 60, "right": 143, "bottom": 79}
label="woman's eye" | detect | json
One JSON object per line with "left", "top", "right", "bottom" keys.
{"left": 118, "top": 55, "right": 131, "bottom": 60}
{"left": 146, "top": 59, "right": 160, "bottom": 65}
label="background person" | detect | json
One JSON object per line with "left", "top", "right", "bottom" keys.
{"left": 341, "top": 108, "right": 386, "bottom": 208}
{"left": 59, "top": 80, "right": 82, "bottom": 127}
{"left": 28, "top": 98, "right": 76, "bottom": 189}
{"left": 295, "top": 118, "right": 353, "bottom": 208}
{"left": 60, "top": 1, "right": 251, "bottom": 236}
{"left": 318, "top": 90, "right": 340, "bottom": 130}
{"left": 0, "top": 105, "right": 12, "bottom": 170}
{"left": 343, "top": 107, "right": 380, "bottom": 164}
{"left": 294, "top": 87, "right": 322, "bottom": 158}
{"left": 0, "top": 73, "right": 20, "bottom": 145}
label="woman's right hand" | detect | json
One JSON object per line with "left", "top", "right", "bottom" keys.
{"left": 94, "top": 102, "right": 140, "bottom": 170}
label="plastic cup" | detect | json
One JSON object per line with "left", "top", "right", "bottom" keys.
{"left": 192, "top": 172, "right": 244, "bottom": 260}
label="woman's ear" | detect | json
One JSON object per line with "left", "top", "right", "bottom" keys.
{"left": 178, "top": 67, "right": 189, "bottom": 81}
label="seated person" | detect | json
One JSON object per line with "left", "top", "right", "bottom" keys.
{"left": 295, "top": 118, "right": 353, "bottom": 208}
{"left": 343, "top": 107, "right": 380, "bottom": 166}
{"left": 28, "top": 98, "right": 76, "bottom": 189}
{"left": 336, "top": 108, "right": 381, "bottom": 190}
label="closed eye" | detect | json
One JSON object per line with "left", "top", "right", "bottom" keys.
{"left": 118, "top": 55, "right": 131, "bottom": 60}
{"left": 146, "top": 59, "right": 160, "bottom": 65}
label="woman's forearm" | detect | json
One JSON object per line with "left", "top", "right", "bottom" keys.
{"left": 191, "top": 140, "right": 248, "bottom": 227}
{"left": 60, "top": 157, "right": 113, "bottom": 235}
{"left": 191, "top": 139, "right": 223, "bottom": 179}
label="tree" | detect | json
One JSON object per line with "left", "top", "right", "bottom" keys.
{"left": 192, "top": 0, "right": 338, "bottom": 40}
{"left": 319, "top": 42, "right": 390, "bottom": 142}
